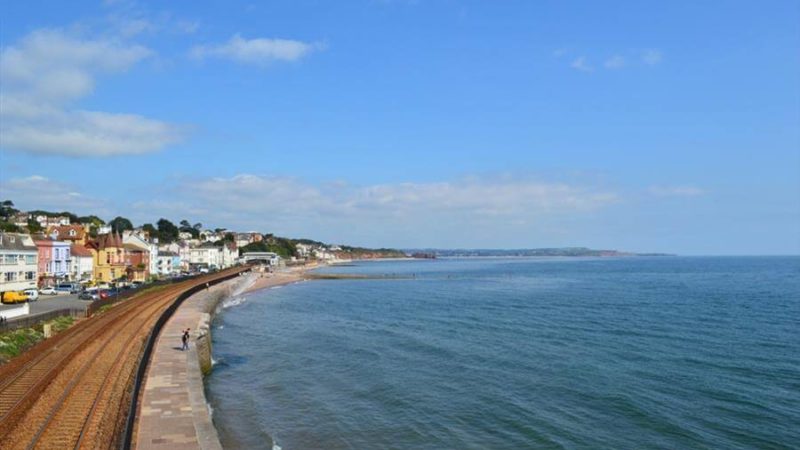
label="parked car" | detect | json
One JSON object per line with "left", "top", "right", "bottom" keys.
{"left": 56, "top": 283, "right": 79, "bottom": 294}
{"left": 78, "top": 291, "right": 98, "bottom": 300}
{"left": 1, "top": 291, "right": 28, "bottom": 304}
{"left": 98, "top": 290, "right": 110, "bottom": 300}
{"left": 23, "top": 289, "right": 39, "bottom": 302}
{"left": 40, "top": 287, "right": 58, "bottom": 295}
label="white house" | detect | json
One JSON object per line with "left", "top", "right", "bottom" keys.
{"left": 221, "top": 242, "right": 239, "bottom": 268}
{"left": 199, "top": 230, "right": 221, "bottom": 243}
{"left": 156, "top": 251, "right": 181, "bottom": 275}
{"left": 69, "top": 244, "right": 94, "bottom": 283}
{"left": 0, "top": 233, "right": 38, "bottom": 299}
{"left": 188, "top": 243, "right": 222, "bottom": 269}
{"left": 122, "top": 231, "right": 159, "bottom": 276}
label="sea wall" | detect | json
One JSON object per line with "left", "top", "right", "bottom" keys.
{"left": 193, "top": 274, "right": 255, "bottom": 375}
{"left": 134, "top": 273, "right": 255, "bottom": 450}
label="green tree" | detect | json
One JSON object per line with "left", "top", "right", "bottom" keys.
{"left": 156, "top": 218, "right": 179, "bottom": 243}
{"left": 141, "top": 223, "right": 157, "bottom": 237}
{"left": 108, "top": 216, "right": 133, "bottom": 233}
{"left": 0, "top": 222, "right": 20, "bottom": 232}
{"left": 0, "top": 200, "right": 19, "bottom": 220}
{"left": 179, "top": 219, "right": 200, "bottom": 239}
{"left": 78, "top": 215, "right": 105, "bottom": 226}
{"left": 27, "top": 219, "right": 43, "bottom": 233}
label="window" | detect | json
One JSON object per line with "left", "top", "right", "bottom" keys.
{"left": 4, "top": 272, "right": 16, "bottom": 282}
{"left": 25, "top": 255, "right": 36, "bottom": 264}
{"left": 25, "top": 272, "right": 35, "bottom": 280}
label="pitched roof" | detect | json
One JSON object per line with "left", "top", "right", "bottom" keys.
{"left": 93, "top": 232, "right": 124, "bottom": 250}
{"left": 0, "top": 233, "right": 37, "bottom": 252}
{"left": 70, "top": 244, "right": 93, "bottom": 257}
{"left": 48, "top": 225, "right": 85, "bottom": 240}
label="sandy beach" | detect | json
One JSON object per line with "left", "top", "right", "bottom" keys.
{"left": 240, "top": 266, "right": 309, "bottom": 295}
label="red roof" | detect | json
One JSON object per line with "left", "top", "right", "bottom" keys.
{"left": 48, "top": 225, "right": 86, "bottom": 240}
{"left": 71, "top": 244, "right": 93, "bottom": 257}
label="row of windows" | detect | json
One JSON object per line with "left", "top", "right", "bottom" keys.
{"left": 0, "top": 254, "right": 37, "bottom": 265}
{"left": 2, "top": 271, "right": 36, "bottom": 282}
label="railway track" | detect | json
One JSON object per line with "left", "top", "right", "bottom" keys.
{"left": 0, "top": 268, "right": 245, "bottom": 450}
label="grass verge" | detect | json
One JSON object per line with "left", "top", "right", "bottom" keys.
{"left": 0, "top": 315, "right": 76, "bottom": 364}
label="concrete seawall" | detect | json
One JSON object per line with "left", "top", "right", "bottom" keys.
{"left": 134, "top": 274, "right": 254, "bottom": 450}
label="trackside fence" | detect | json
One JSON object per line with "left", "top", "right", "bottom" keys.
{"left": 0, "top": 308, "right": 87, "bottom": 332}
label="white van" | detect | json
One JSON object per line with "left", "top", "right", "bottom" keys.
{"left": 23, "top": 289, "right": 39, "bottom": 301}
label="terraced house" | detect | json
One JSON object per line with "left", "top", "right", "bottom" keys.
{"left": 87, "top": 232, "right": 127, "bottom": 283}
{"left": 35, "top": 237, "right": 71, "bottom": 287}
{"left": 0, "top": 233, "right": 38, "bottom": 301}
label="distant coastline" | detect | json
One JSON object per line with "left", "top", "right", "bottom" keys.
{"left": 403, "top": 247, "right": 674, "bottom": 258}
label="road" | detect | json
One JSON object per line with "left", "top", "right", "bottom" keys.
{"left": 0, "top": 293, "right": 91, "bottom": 319}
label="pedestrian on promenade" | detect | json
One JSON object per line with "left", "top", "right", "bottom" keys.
{"left": 181, "top": 328, "right": 190, "bottom": 351}
{"left": 205, "top": 282, "right": 210, "bottom": 291}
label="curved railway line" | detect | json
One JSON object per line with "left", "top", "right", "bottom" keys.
{"left": 0, "top": 268, "right": 246, "bottom": 450}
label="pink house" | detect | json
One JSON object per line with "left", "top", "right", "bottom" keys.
{"left": 35, "top": 238, "right": 71, "bottom": 286}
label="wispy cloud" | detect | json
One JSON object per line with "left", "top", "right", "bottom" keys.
{"left": 190, "top": 34, "right": 323, "bottom": 65}
{"left": 0, "top": 28, "right": 183, "bottom": 157}
{"left": 648, "top": 185, "right": 705, "bottom": 197}
{"left": 604, "top": 55, "right": 625, "bottom": 69}
{"left": 0, "top": 175, "right": 106, "bottom": 213}
{"left": 557, "top": 49, "right": 662, "bottom": 71}
{"left": 132, "top": 173, "right": 618, "bottom": 225}
{"left": 642, "top": 49, "right": 663, "bottom": 66}
{"left": 570, "top": 56, "right": 593, "bottom": 72}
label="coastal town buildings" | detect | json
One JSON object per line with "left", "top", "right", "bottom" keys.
{"left": 188, "top": 243, "right": 222, "bottom": 269}
{"left": 0, "top": 233, "right": 38, "bottom": 300}
{"left": 35, "top": 238, "right": 71, "bottom": 287}
{"left": 123, "top": 231, "right": 155, "bottom": 281}
{"left": 88, "top": 232, "right": 127, "bottom": 283}
{"left": 221, "top": 242, "right": 239, "bottom": 268}
{"left": 47, "top": 224, "right": 87, "bottom": 245}
{"left": 123, "top": 234, "right": 150, "bottom": 282}
{"left": 34, "top": 215, "right": 70, "bottom": 228}
{"left": 156, "top": 251, "right": 181, "bottom": 276}
{"left": 70, "top": 244, "right": 94, "bottom": 283}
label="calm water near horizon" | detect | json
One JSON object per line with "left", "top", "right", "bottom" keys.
{"left": 206, "top": 257, "right": 799, "bottom": 449}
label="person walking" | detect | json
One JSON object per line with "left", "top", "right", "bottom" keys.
{"left": 181, "top": 328, "right": 190, "bottom": 351}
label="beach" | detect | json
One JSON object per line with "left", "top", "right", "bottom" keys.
{"left": 240, "top": 266, "right": 309, "bottom": 295}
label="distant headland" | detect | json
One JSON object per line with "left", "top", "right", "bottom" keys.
{"left": 405, "top": 247, "right": 674, "bottom": 258}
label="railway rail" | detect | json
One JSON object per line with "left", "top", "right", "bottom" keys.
{"left": 0, "top": 268, "right": 247, "bottom": 450}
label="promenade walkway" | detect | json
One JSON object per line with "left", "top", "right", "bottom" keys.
{"left": 134, "top": 284, "right": 226, "bottom": 450}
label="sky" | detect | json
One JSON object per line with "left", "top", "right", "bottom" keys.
{"left": 1, "top": 0, "right": 798, "bottom": 255}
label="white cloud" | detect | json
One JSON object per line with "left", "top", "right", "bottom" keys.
{"left": 570, "top": 56, "right": 593, "bottom": 72}
{"left": 642, "top": 49, "right": 663, "bottom": 66}
{"left": 0, "top": 175, "right": 104, "bottom": 212}
{"left": 604, "top": 55, "right": 625, "bottom": 69}
{"left": 135, "top": 174, "right": 618, "bottom": 227}
{"left": 1, "top": 29, "right": 151, "bottom": 101}
{"left": 648, "top": 185, "right": 705, "bottom": 197}
{"left": 190, "top": 34, "right": 322, "bottom": 65}
{"left": 0, "top": 28, "right": 183, "bottom": 157}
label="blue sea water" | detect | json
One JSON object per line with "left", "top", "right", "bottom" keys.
{"left": 206, "top": 257, "right": 800, "bottom": 449}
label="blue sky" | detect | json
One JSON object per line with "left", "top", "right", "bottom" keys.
{"left": 1, "top": 0, "right": 798, "bottom": 254}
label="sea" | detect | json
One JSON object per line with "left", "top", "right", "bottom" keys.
{"left": 205, "top": 256, "right": 800, "bottom": 449}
